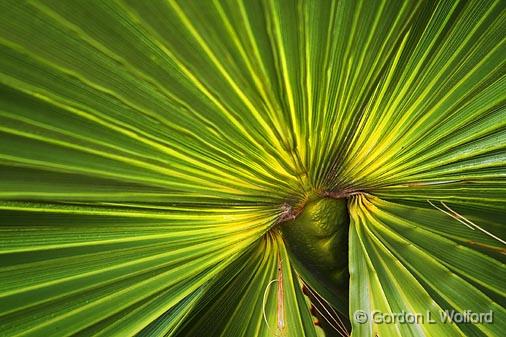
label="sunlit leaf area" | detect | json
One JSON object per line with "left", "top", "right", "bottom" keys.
{"left": 0, "top": 1, "right": 505, "bottom": 336}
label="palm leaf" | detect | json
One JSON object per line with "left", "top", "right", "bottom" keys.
{"left": 0, "top": 0, "right": 504, "bottom": 337}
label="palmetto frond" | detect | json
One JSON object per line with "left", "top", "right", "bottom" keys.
{"left": 0, "top": 1, "right": 504, "bottom": 337}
